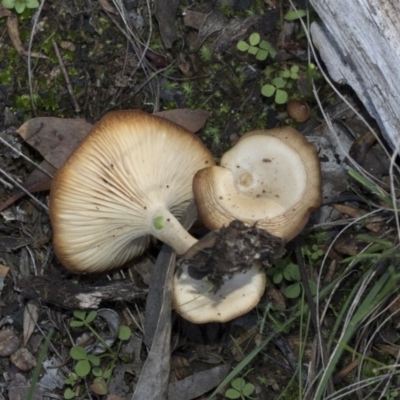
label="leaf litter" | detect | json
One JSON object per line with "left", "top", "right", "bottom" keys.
{"left": 0, "top": 0, "right": 399, "bottom": 399}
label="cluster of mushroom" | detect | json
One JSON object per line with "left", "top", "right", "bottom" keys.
{"left": 49, "top": 110, "right": 321, "bottom": 324}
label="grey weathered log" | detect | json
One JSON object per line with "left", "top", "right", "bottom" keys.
{"left": 309, "top": 0, "right": 400, "bottom": 152}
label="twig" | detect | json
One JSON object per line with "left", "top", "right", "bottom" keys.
{"left": 0, "top": 166, "right": 49, "bottom": 212}
{"left": 0, "top": 134, "right": 54, "bottom": 179}
{"left": 51, "top": 39, "right": 81, "bottom": 113}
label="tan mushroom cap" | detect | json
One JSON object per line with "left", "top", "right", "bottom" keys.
{"left": 193, "top": 127, "right": 322, "bottom": 241}
{"left": 172, "top": 263, "right": 266, "bottom": 324}
{"left": 50, "top": 110, "right": 215, "bottom": 274}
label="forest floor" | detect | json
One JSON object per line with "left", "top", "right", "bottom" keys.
{"left": 0, "top": 1, "right": 399, "bottom": 399}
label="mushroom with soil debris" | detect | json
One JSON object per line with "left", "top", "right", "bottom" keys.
{"left": 49, "top": 110, "right": 215, "bottom": 274}
{"left": 172, "top": 220, "right": 285, "bottom": 324}
{"left": 192, "top": 127, "right": 322, "bottom": 241}
{"left": 171, "top": 127, "right": 321, "bottom": 323}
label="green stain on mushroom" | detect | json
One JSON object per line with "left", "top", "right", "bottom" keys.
{"left": 153, "top": 216, "right": 165, "bottom": 230}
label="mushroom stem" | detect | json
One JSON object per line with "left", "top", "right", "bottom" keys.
{"left": 149, "top": 207, "right": 198, "bottom": 254}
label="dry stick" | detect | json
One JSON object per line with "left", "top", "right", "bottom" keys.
{"left": 294, "top": 237, "right": 334, "bottom": 397}
{"left": 51, "top": 39, "right": 81, "bottom": 113}
{"left": 0, "top": 166, "right": 49, "bottom": 212}
{"left": 0, "top": 135, "right": 54, "bottom": 179}
{"left": 27, "top": 0, "right": 46, "bottom": 116}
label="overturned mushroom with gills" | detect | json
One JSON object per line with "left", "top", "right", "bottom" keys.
{"left": 49, "top": 110, "right": 215, "bottom": 274}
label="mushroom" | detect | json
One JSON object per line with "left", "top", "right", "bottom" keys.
{"left": 287, "top": 99, "right": 310, "bottom": 123}
{"left": 173, "top": 261, "right": 266, "bottom": 324}
{"left": 192, "top": 127, "right": 322, "bottom": 241}
{"left": 172, "top": 220, "right": 285, "bottom": 324}
{"left": 49, "top": 110, "right": 215, "bottom": 274}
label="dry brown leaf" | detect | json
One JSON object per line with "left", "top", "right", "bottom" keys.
{"left": 10, "top": 347, "right": 36, "bottom": 371}
{"left": 333, "top": 204, "right": 385, "bottom": 232}
{"left": 0, "top": 160, "right": 55, "bottom": 212}
{"left": 183, "top": 10, "right": 207, "bottom": 29}
{"left": 155, "top": 109, "right": 210, "bottom": 134}
{"left": 0, "top": 4, "right": 12, "bottom": 17}
{"left": 154, "top": 0, "right": 179, "bottom": 48}
{"left": 171, "top": 355, "right": 191, "bottom": 380}
{"left": 7, "top": 15, "right": 48, "bottom": 59}
{"left": 0, "top": 264, "right": 10, "bottom": 279}
{"left": 0, "top": 328, "right": 21, "bottom": 356}
{"left": 333, "top": 235, "right": 359, "bottom": 256}
{"left": 98, "top": 0, "right": 117, "bottom": 14}
{"left": 23, "top": 302, "right": 40, "bottom": 346}
{"left": 375, "top": 343, "right": 400, "bottom": 359}
{"left": 17, "top": 117, "right": 93, "bottom": 170}
{"left": 349, "top": 130, "right": 377, "bottom": 165}
{"left": 8, "top": 373, "right": 45, "bottom": 399}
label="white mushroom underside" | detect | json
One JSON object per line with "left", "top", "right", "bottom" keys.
{"left": 50, "top": 111, "right": 214, "bottom": 273}
{"left": 172, "top": 263, "right": 266, "bottom": 324}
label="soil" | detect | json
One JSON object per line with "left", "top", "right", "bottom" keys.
{"left": 0, "top": 1, "right": 397, "bottom": 399}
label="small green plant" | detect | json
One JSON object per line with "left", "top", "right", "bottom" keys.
{"left": 199, "top": 44, "right": 213, "bottom": 62}
{"left": 261, "top": 77, "right": 288, "bottom": 104}
{"left": 64, "top": 310, "right": 132, "bottom": 398}
{"left": 267, "top": 259, "right": 317, "bottom": 299}
{"left": 284, "top": 9, "right": 307, "bottom": 21}
{"left": 261, "top": 66, "right": 300, "bottom": 104}
{"left": 237, "top": 33, "right": 276, "bottom": 61}
{"left": 302, "top": 244, "right": 324, "bottom": 263}
{"left": 384, "top": 389, "right": 399, "bottom": 400}
{"left": 225, "top": 377, "right": 256, "bottom": 400}
{"left": 2, "top": 0, "right": 38, "bottom": 14}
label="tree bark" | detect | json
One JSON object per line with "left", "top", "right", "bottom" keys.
{"left": 309, "top": 0, "right": 400, "bottom": 152}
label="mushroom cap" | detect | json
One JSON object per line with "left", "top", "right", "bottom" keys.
{"left": 287, "top": 99, "right": 310, "bottom": 123}
{"left": 193, "top": 127, "right": 322, "bottom": 241}
{"left": 50, "top": 110, "right": 215, "bottom": 274}
{"left": 172, "top": 263, "right": 266, "bottom": 324}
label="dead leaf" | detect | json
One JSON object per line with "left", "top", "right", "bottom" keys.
{"left": 171, "top": 355, "right": 191, "bottom": 380}
{"left": 333, "top": 235, "right": 359, "bottom": 256}
{"left": 0, "top": 160, "right": 55, "bottom": 212}
{"left": 7, "top": 15, "right": 48, "bottom": 59}
{"left": 0, "top": 264, "right": 10, "bottom": 279}
{"left": 23, "top": 302, "right": 40, "bottom": 346}
{"left": 0, "top": 5, "right": 12, "bottom": 17}
{"left": 98, "top": 0, "right": 117, "bottom": 14}
{"left": 375, "top": 343, "right": 399, "bottom": 359}
{"left": 133, "top": 203, "right": 197, "bottom": 400}
{"left": 196, "top": 10, "right": 228, "bottom": 49}
{"left": 211, "top": 11, "right": 279, "bottom": 54}
{"left": 17, "top": 117, "right": 93, "bottom": 169}
{"left": 10, "top": 347, "right": 36, "bottom": 371}
{"left": 155, "top": 109, "right": 210, "bottom": 133}
{"left": 154, "top": 0, "right": 179, "bottom": 48}
{"left": 0, "top": 237, "right": 33, "bottom": 252}
{"left": 8, "top": 373, "right": 45, "bottom": 400}
{"left": 349, "top": 130, "right": 378, "bottom": 165}
{"left": 167, "top": 364, "right": 231, "bottom": 400}
{"left": 183, "top": 10, "right": 207, "bottom": 30}
{"left": 0, "top": 328, "right": 21, "bottom": 356}
{"left": 333, "top": 204, "right": 385, "bottom": 232}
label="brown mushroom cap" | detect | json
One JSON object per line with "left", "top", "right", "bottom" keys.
{"left": 287, "top": 99, "right": 310, "bottom": 123}
{"left": 193, "top": 127, "right": 321, "bottom": 241}
{"left": 172, "top": 263, "right": 266, "bottom": 324}
{"left": 50, "top": 110, "right": 215, "bottom": 274}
